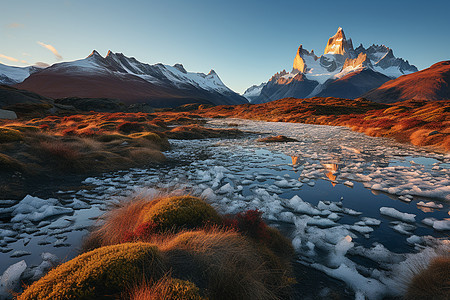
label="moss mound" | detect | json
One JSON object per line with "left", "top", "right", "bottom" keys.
{"left": 18, "top": 243, "right": 165, "bottom": 300}
{"left": 137, "top": 196, "right": 222, "bottom": 233}
{"left": 0, "top": 127, "right": 23, "bottom": 143}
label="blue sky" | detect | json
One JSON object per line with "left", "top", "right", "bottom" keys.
{"left": 1, "top": 0, "right": 449, "bottom": 93}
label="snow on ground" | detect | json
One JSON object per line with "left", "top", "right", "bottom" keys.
{"left": 0, "top": 118, "right": 448, "bottom": 299}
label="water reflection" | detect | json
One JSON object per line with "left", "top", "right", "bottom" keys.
{"left": 322, "top": 163, "right": 339, "bottom": 187}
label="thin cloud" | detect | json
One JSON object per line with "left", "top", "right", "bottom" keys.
{"left": 37, "top": 41, "right": 62, "bottom": 60}
{"left": 7, "top": 22, "right": 24, "bottom": 29}
{"left": 0, "top": 53, "right": 28, "bottom": 64}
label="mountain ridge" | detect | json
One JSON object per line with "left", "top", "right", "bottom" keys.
{"left": 244, "top": 28, "right": 418, "bottom": 103}
{"left": 4, "top": 51, "right": 248, "bottom": 107}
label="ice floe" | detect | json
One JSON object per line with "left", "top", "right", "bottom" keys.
{"left": 379, "top": 207, "right": 416, "bottom": 223}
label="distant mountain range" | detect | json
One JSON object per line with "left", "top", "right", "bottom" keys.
{"left": 1, "top": 32, "right": 448, "bottom": 107}
{"left": 1, "top": 51, "right": 248, "bottom": 107}
{"left": 244, "top": 28, "right": 420, "bottom": 103}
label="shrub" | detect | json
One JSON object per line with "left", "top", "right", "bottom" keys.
{"left": 18, "top": 243, "right": 166, "bottom": 300}
{"left": 405, "top": 256, "right": 450, "bottom": 300}
{"left": 0, "top": 127, "right": 23, "bottom": 143}
{"left": 127, "top": 276, "right": 205, "bottom": 300}
{"left": 224, "top": 209, "right": 269, "bottom": 241}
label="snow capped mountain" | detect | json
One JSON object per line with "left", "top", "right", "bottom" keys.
{"left": 245, "top": 28, "right": 418, "bottom": 103}
{"left": 13, "top": 51, "right": 247, "bottom": 107}
{"left": 242, "top": 82, "right": 266, "bottom": 103}
{"left": 0, "top": 63, "right": 40, "bottom": 85}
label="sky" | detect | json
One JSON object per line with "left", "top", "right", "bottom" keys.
{"left": 1, "top": 0, "right": 449, "bottom": 94}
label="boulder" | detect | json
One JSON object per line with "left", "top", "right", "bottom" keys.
{"left": 0, "top": 109, "right": 17, "bottom": 120}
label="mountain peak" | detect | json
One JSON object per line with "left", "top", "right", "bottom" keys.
{"left": 88, "top": 50, "right": 102, "bottom": 58}
{"left": 324, "top": 27, "right": 354, "bottom": 56}
{"left": 106, "top": 50, "right": 114, "bottom": 57}
{"left": 173, "top": 63, "right": 187, "bottom": 73}
{"left": 207, "top": 69, "right": 217, "bottom": 76}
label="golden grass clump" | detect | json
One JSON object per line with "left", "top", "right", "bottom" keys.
{"left": 128, "top": 276, "right": 206, "bottom": 300}
{"left": 0, "top": 127, "right": 23, "bottom": 143}
{"left": 405, "top": 256, "right": 450, "bottom": 300}
{"left": 82, "top": 195, "right": 221, "bottom": 250}
{"left": 18, "top": 243, "right": 165, "bottom": 300}
{"left": 137, "top": 196, "right": 222, "bottom": 232}
{"left": 160, "top": 229, "right": 290, "bottom": 300}
{"left": 27, "top": 193, "right": 294, "bottom": 300}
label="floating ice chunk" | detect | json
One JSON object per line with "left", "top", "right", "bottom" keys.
{"left": 312, "top": 263, "right": 386, "bottom": 299}
{"left": 391, "top": 222, "right": 416, "bottom": 235}
{"left": 241, "top": 180, "right": 253, "bottom": 185}
{"left": 307, "top": 217, "right": 336, "bottom": 227}
{"left": 398, "top": 196, "right": 412, "bottom": 203}
{"left": 343, "top": 208, "right": 362, "bottom": 216}
{"left": 380, "top": 207, "right": 416, "bottom": 223}
{"left": 350, "top": 225, "right": 374, "bottom": 234}
{"left": 288, "top": 196, "right": 321, "bottom": 215}
{"left": 432, "top": 220, "right": 450, "bottom": 231}
{"left": 68, "top": 198, "right": 91, "bottom": 209}
{"left": 200, "top": 188, "right": 216, "bottom": 201}
{"left": 292, "top": 236, "right": 302, "bottom": 251}
{"left": 343, "top": 181, "right": 354, "bottom": 187}
{"left": 54, "top": 238, "right": 70, "bottom": 248}
{"left": 279, "top": 212, "right": 295, "bottom": 223}
{"left": 327, "top": 213, "right": 340, "bottom": 221}
{"left": 217, "top": 183, "right": 234, "bottom": 194}
{"left": 317, "top": 201, "right": 342, "bottom": 212}
{"left": 10, "top": 250, "right": 31, "bottom": 258}
{"left": 406, "top": 235, "right": 423, "bottom": 245}
{"left": 31, "top": 252, "right": 59, "bottom": 281}
{"left": 0, "top": 260, "right": 27, "bottom": 299}
{"left": 273, "top": 179, "right": 290, "bottom": 188}
{"left": 333, "top": 235, "right": 354, "bottom": 263}
{"left": 0, "top": 229, "right": 16, "bottom": 238}
{"left": 353, "top": 243, "right": 403, "bottom": 264}
{"left": 416, "top": 201, "right": 443, "bottom": 209}
{"left": 10, "top": 195, "right": 73, "bottom": 223}
{"left": 355, "top": 217, "right": 381, "bottom": 226}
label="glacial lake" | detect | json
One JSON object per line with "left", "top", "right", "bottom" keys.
{"left": 1, "top": 119, "right": 449, "bottom": 299}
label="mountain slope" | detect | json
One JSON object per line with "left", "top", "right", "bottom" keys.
{"left": 14, "top": 51, "right": 247, "bottom": 107}
{"left": 0, "top": 85, "right": 53, "bottom": 108}
{"left": 316, "top": 68, "right": 392, "bottom": 99}
{"left": 0, "top": 63, "right": 40, "bottom": 85}
{"left": 244, "top": 28, "right": 418, "bottom": 103}
{"left": 362, "top": 61, "right": 450, "bottom": 102}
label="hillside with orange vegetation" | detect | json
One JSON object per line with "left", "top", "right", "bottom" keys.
{"left": 194, "top": 97, "right": 450, "bottom": 151}
{"left": 363, "top": 61, "right": 450, "bottom": 103}
{"left": 0, "top": 112, "right": 243, "bottom": 199}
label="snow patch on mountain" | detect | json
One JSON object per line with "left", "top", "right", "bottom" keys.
{"left": 0, "top": 64, "right": 36, "bottom": 85}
